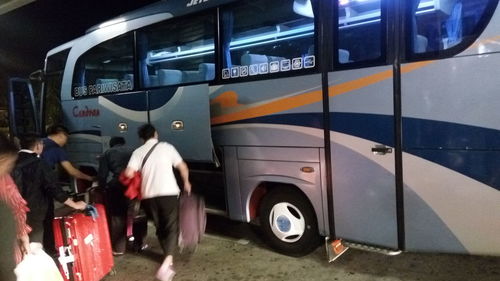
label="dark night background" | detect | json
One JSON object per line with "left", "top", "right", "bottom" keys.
{"left": 0, "top": 0, "right": 160, "bottom": 108}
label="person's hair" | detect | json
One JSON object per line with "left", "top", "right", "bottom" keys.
{"left": 46, "top": 124, "right": 69, "bottom": 136}
{"left": 19, "top": 133, "right": 42, "bottom": 150}
{"left": 109, "top": 136, "right": 126, "bottom": 148}
{"left": 0, "top": 132, "right": 18, "bottom": 157}
{"left": 138, "top": 124, "right": 156, "bottom": 141}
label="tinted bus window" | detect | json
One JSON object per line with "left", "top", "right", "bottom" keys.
{"left": 44, "top": 49, "right": 70, "bottom": 125}
{"left": 72, "top": 33, "right": 134, "bottom": 98}
{"left": 137, "top": 13, "right": 215, "bottom": 88}
{"left": 46, "top": 49, "right": 70, "bottom": 72}
{"left": 337, "top": 0, "right": 384, "bottom": 65}
{"left": 408, "top": 0, "right": 494, "bottom": 56}
{"left": 221, "top": 0, "right": 316, "bottom": 80}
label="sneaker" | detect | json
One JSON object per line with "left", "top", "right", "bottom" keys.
{"left": 113, "top": 251, "right": 125, "bottom": 256}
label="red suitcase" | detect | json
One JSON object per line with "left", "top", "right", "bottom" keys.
{"left": 53, "top": 204, "right": 114, "bottom": 281}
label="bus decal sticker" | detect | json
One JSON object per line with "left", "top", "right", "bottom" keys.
{"left": 240, "top": 66, "right": 248, "bottom": 77}
{"left": 231, "top": 67, "right": 240, "bottom": 78}
{"left": 304, "top": 56, "right": 315, "bottom": 68}
{"left": 73, "top": 79, "right": 133, "bottom": 98}
{"left": 249, "top": 64, "right": 259, "bottom": 76}
{"left": 72, "top": 106, "right": 100, "bottom": 118}
{"left": 222, "top": 68, "right": 230, "bottom": 79}
{"left": 280, "top": 59, "right": 291, "bottom": 71}
{"left": 186, "top": 0, "right": 208, "bottom": 8}
{"left": 292, "top": 57, "right": 302, "bottom": 70}
{"left": 259, "top": 63, "right": 268, "bottom": 74}
{"left": 269, "top": 61, "right": 279, "bottom": 73}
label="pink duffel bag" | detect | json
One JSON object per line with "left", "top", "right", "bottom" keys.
{"left": 178, "top": 193, "right": 206, "bottom": 251}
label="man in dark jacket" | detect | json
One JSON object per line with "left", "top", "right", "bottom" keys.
{"left": 13, "top": 133, "right": 87, "bottom": 249}
{"left": 98, "top": 136, "right": 135, "bottom": 255}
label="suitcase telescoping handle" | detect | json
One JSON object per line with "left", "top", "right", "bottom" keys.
{"left": 58, "top": 245, "right": 75, "bottom": 280}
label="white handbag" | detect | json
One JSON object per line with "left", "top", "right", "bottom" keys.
{"left": 14, "top": 243, "right": 63, "bottom": 281}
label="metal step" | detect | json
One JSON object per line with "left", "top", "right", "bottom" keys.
{"left": 342, "top": 240, "right": 402, "bottom": 256}
{"left": 325, "top": 238, "right": 349, "bottom": 262}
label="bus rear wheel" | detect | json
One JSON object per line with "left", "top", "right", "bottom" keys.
{"left": 259, "top": 188, "right": 321, "bottom": 257}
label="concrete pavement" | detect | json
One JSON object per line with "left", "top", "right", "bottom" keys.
{"left": 103, "top": 216, "right": 500, "bottom": 281}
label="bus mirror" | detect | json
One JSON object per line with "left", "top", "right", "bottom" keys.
{"left": 29, "top": 69, "right": 45, "bottom": 82}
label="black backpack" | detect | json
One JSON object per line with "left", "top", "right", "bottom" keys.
{"left": 12, "top": 157, "right": 39, "bottom": 197}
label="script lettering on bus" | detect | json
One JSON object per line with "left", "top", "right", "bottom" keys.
{"left": 73, "top": 80, "right": 133, "bottom": 97}
{"left": 72, "top": 106, "right": 100, "bottom": 118}
{"left": 187, "top": 0, "right": 208, "bottom": 7}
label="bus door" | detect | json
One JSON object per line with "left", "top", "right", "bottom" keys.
{"left": 97, "top": 92, "right": 149, "bottom": 149}
{"left": 329, "top": 0, "right": 398, "bottom": 250}
{"left": 7, "top": 78, "right": 41, "bottom": 137}
{"left": 148, "top": 84, "right": 214, "bottom": 162}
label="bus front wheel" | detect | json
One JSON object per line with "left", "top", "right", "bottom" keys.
{"left": 259, "top": 188, "right": 321, "bottom": 257}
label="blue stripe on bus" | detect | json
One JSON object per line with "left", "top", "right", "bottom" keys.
{"left": 223, "top": 112, "right": 394, "bottom": 146}
{"left": 103, "top": 88, "right": 177, "bottom": 111}
{"left": 148, "top": 88, "right": 178, "bottom": 110}
{"left": 221, "top": 112, "right": 500, "bottom": 191}
{"left": 104, "top": 94, "right": 148, "bottom": 111}
{"left": 69, "top": 130, "right": 101, "bottom": 136}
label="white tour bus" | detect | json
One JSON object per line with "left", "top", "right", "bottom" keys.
{"left": 9, "top": 0, "right": 500, "bottom": 259}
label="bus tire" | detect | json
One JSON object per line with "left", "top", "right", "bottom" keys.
{"left": 259, "top": 188, "right": 321, "bottom": 257}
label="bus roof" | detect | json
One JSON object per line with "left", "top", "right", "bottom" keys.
{"left": 86, "top": 0, "right": 238, "bottom": 34}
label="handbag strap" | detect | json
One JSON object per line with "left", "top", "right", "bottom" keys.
{"left": 141, "top": 142, "right": 160, "bottom": 170}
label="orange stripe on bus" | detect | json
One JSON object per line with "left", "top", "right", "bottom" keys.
{"left": 211, "top": 61, "right": 433, "bottom": 125}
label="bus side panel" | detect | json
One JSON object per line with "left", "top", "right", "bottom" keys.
{"left": 210, "top": 75, "right": 326, "bottom": 228}
{"left": 237, "top": 146, "right": 325, "bottom": 234}
{"left": 62, "top": 98, "right": 103, "bottom": 169}
{"left": 328, "top": 66, "right": 398, "bottom": 249}
{"left": 401, "top": 55, "right": 500, "bottom": 255}
{"left": 97, "top": 92, "right": 149, "bottom": 149}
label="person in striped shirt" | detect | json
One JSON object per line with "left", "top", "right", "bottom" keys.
{"left": 0, "top": 132, "right": 31, "bottom": 280}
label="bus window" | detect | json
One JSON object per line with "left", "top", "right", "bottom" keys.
{"left": 336, "top": 0, "right": 384, "bottom": 65}
{"left": 408, "top": 0, "right": 494, "bottom": 56}
{"left": 72, "top": 33, "right": 134, "bottom": 98}
{"left": 137, "top": 13, "right": 215, "bottom": 88}
{"left": 220, "top": 0, "right": 316, "bottom": 80}
{"left": 44, "top": 49, "right": 70, "bottom": 127}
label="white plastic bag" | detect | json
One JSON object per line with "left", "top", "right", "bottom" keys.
{"left": 14, "top": 242, "right": 64, "bottom": 281}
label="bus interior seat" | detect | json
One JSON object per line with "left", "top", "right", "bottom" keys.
{"left": 181, "top": 63, "right": 215, "bottom": 84}
{"left": 182, "top": 70, "right": 200, "bottom": 83}
{"left": 149, "top": 75, "right": 159, "bottom": 87}
{"left": 96, "top": 78, "right": 119, "bottom": 85}
{"left": 158, "top": 69, "right": 183, "bottom": 86}
{"left": 293, "top": 0, "right": 314, "bottom": 18}
{"left": 444, "top": 1, "right": 462, "bottom": 47}
{"left": 241, "top": 54, "right": 268, "bottom": 66}
{"left": 267, "top": 56, "right": 285, "bottom": 62}
{"left": 437, "top": 0, "right": 459, "bottom": 15}
{"left": 414, "top": 34, "right": 428, "bottom": 53}
{"left": 338, "top": 49, "right": 350, "bottom": 63}
{"left": 123, "top": 74, "right": 134, "bottom": 88}
{"left": 199, "top": 63, "right": 215, "bottom": 81}
{"left": 307, "top": 44, "right": 350, "bottom": 63}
